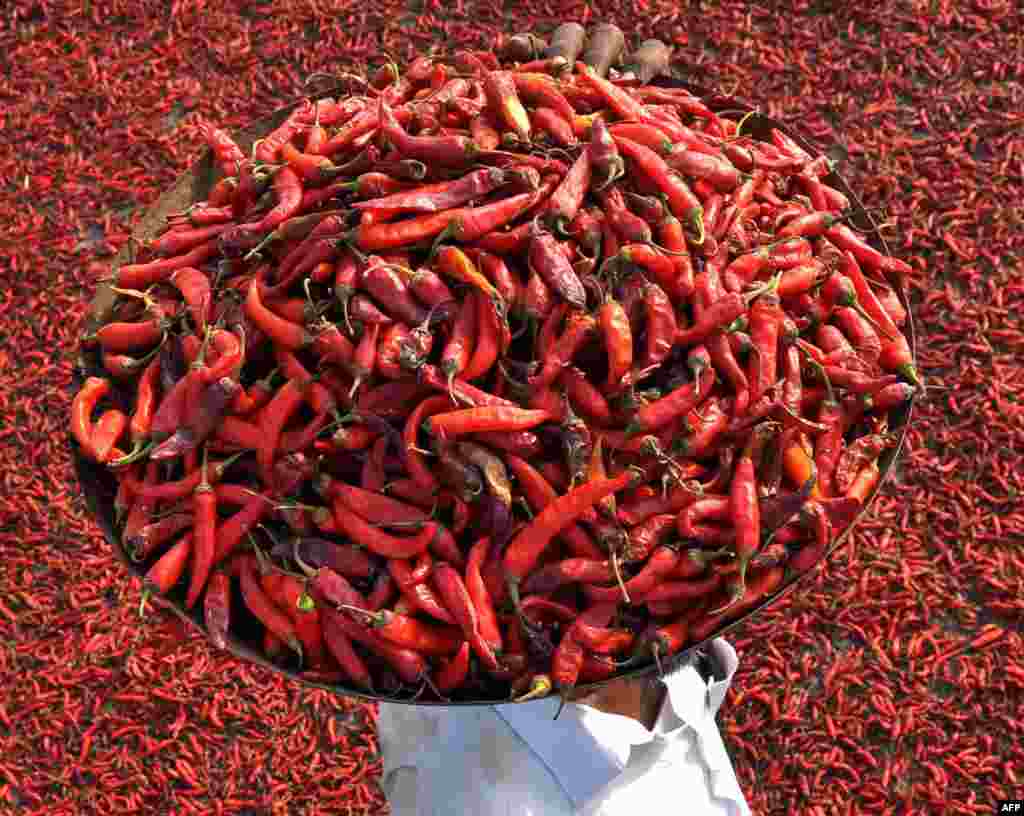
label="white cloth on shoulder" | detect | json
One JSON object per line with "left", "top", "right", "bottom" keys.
{"left": 377, "top": 638, "right": 750, "bottom": 816}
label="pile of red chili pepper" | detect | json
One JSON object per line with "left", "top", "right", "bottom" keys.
{"left": 72, "top": 27, "right": 917, "bottom": 700}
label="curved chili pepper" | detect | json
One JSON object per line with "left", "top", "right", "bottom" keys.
{"left": 435, "top": 641, "right": 472, "bottom": 694}
{"left": 212, "top": 488, "right": 271, "bottom": 565}
{"left": 530, "top": 309, "right": 597, "bottom": 388}
{"left": 505, "top": 455, "right": 603, "bottom": 560}
{"left": 835, "top": 432, "right": 898, "bottom": 494}
{"left": 197, "top": 120, "right": 245, "bottom": 176}
{"left": 638, "top": 573, "right": 723, "bottom": 605}
{"left": 689, "top": 565, "right": 785, "bottom": 643}
{"left": 320, "top": 609, "right": 374, "bottom": 690}
{"left": 599, "top": 187, "right": 653, "bottom": 244}
{"left": 505, "top": 470, "right": 636, "bottom": 584}
{"left": 143, "top": 533, "right": 192, "bottom": 596}
{"left": 613, "top": 137, "right": 704, "bottom": 238}
{"left": 342, "top": 606, "right": 464, "bottom": 656}
{"left": 382, "top": 559, "right": 454, "bottom": 625}
{"left": 245, "top": 274, "right": 311, "bottom": 350}
{"left": 325, "top": 607, "right": 426, "bottom": 684}
{"left": 322, "top": 479, "right": 430, "bottom": 528}
{"left": 561, "top": 365, "right": 612, "bottom": 426}
{"left": 467, "top": 538, "right": 503, "bottom": 654}
{"left": 236, "top": 554, "right": 302, "bottom": 657}
{"left": 89, "top": 409, "right": 127, "bottom": 464}
{"left": 721, "top": 424, "right": 774, "bottom": 610}
{"left": 667, "top": 149, "right": 743, "bottom": 193}
{"left": 461, "top": 291, "right": 504, "bottom": 381}
{"left": 629, "top": 347, "right": 713, "bottom": 435}
{"left": 151, "top": 376, "right": 239, "bottom": 461}
{"left": 433, "top": 562, "right": 500, "bottom": 671}
{"left": 550, "top": 602, "right": 617, "bottom": 690}
{"left": 543, "top": 148, "right": 592, "bottom": 234}
{"left": 378, "top": 97, "right": 476, "bottom": 166}
{"left": 71, "top": 377, "right": 112, "bottom": 462}
{"left": 530, "top": 106, "right": 576, "bottom": 146}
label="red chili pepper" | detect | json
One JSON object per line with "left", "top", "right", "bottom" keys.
{"left": 586, "top": 545, "right": 680, "bottom": 603}
{"left": 321, "top": 609, "right": 374, "bottom": 690}
{"left": 237, "top": 554, "right": 303, "bottom": 657}
{"left": 668, "top": 149, "right": 742, "bottom": 192}
{"left": 428, "top": 406, "right": 551, "bottom": 441}
{"left": 542, "top": 148, "right": 592, "bottom": 235}
{"left": 330, "top": 495, "right": 438, "bottom": 558}
{"left": 629, "top": 347, "right": 713, "bottom": 434}
{"left": 433, "top": 562, "right": 500, "bottom": 671}
{"left": 467, "top": 538, "right": 503, "bottom": 654}
{"left": 483, "top": 70, "right": 531, "bottom": 141}
{"left": 531, "top": 106, "right": 577, "bottom": 146}
{"left": 323, "top": 607, "right": 426, "bottom": 684}
{"left": 871, "top": 382, "right": 915, "bottom": 411}
{"left": 201, "top": 570, "right": 232, "bottom": 650}
{"left": 599, "top": 187, "right": 653, "bottom": 244}
{"left": 613, "top": 136, "right": 704, "bottom": 237}
{"left": 454, "top": 187, "right": 547, "bottom": 244}
{"left": 505, "top": 470, "right": 636, "bottom": 583}
{"left": 832, "top": 306, "right": 882, "bottom": 365}
{"left": 382, "top": 559, "right": 454, "bottom": 625}
{"left": 745, "top": 288, "right": 784, "bottom": 406}
{"left": 473, "top": 250, "right": 521, "bottom": 307}
{"left": 245, "top": 274, "right": 311, "bottom": 350}
{"left": 127, "top": 511, "right": 194, "bottom": 560}
{"left": 198, "top": 120, "right": 245, "bottom": 176}
{"left": 213, "top": 488, "right": 271, "bottom": 565}
{"left": 435, "top": 641, "right": 472, "bottom": 693}
{"left": 144, "top": 533, "right": 192, "bottom": 595}
{"left": 461, "top": 291, "right": 504, "bottom": 380}
{"left": 151, "top": 222, "right": 232, "bottom": 258}
{"left": 522, "top": 558, "right": 614, "bottom": 595}
{"left": 71, "top": 377, "right": 112, "bottom": 462}
{"left": 340, "top": 606, "right": 464, "bottom": 656}
{"left": 183, "top": 451, "right": 217, "bottom": 610}
{"left": 528, "top": 228, "right": 587, "bottom": 309}
{"left": 607, "top": 121, "right": 674, "bottom": 155}
{"left": 551, "top": 602, "right": 617, "bottom": 690}
{"left": 354, "top": 167, "right": 506, "bottom": 216}
{"left": 95, "top": 295, "right": 168, "bottom": 353}
{"left": 530, "top": 310, "right": 597, "bottom": 388}
{"left": 510, "top": 71, "right": 575, "bottom": 123}
{"left": 470, "top": 112, "right": 502, "bottom": 150}
{"left": 379, "top": 97, "right": 477, "bottom": 166}
{"left": 505, "top": 455, "right": 603, "bottom": 560}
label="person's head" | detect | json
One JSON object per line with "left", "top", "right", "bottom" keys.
{"left": 569, "top": 652, "right": 695, "bottom": 728}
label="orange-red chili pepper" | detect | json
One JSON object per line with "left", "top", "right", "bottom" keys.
{"left": 428, "top": 406, "right": 550, "bottom": 441}
{"left": 144, "top": 533, "right": 193, "bottom": 595}
{"left": 71, "top": 377, "right": 112, "bottom": 462}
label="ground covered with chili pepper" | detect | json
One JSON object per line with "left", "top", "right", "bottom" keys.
{"left": 3, "top": 1, "right": 1023, "bottom": 813}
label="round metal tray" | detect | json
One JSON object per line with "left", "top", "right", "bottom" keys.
{"left": 72, "top": 72, "right": 916, "bottom": 705}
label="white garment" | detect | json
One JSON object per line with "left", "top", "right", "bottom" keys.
{"left": 377, "top": 638, "right": 750, "bottom": 816}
